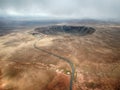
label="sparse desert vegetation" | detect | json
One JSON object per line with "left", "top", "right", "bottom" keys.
{"left": 0, "top": 24, "right": 120, "bottom": 90}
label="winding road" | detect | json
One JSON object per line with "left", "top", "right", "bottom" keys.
{"left": 33, "top": 34, "right": 75, "bottom": 90}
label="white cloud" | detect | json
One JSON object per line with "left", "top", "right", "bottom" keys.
{"left": 5, "top": 8, "right": 24, "bottom": 16}
{"left": 0, "top": 0, "right": 120, "bottom": 20}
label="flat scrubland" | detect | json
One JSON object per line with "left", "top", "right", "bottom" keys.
{"left": 0, "top": 24, "right": 120, "bottom": 90}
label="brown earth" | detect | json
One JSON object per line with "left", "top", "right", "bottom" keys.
{"left": 0, "top": 24, "right": 120, "bottom": 90}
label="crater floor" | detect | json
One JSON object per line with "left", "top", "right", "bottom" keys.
{"left": 35, "top": 25, "right": 96, "bottom": 36}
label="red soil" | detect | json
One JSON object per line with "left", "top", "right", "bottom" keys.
{"left": 47, "top": 73, "right": 76, "bottom": 90}
{"left": 0, "top": 69, "right": 3, "bottom": 90}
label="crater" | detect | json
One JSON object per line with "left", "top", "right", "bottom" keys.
{"left": 34, "top": 25, "right": 96, "bottom": 36}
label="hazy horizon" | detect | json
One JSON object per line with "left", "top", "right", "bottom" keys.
{"left": 0, "top": 0, "right": 120, "bottom": 21}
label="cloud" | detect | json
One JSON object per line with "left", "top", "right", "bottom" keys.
{"left": 0, "top": 0, "right": 120, "bottom": 20}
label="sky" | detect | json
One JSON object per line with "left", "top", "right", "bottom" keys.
{"left": 0, "top": 0, "right": 120, "bottom": 20}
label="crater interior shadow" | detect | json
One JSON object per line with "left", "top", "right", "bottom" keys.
{"left": 34, "top": 25, "right": 96, "bottom": 36}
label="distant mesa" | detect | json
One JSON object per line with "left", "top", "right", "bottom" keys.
{"left": 34, "top": 25, "right": 96, "bottom": 36}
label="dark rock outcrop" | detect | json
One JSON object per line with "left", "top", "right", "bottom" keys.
{"left": 35, "top": 25, "right": 96, "bottom": 36}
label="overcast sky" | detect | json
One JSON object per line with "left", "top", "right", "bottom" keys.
{"left": 0, "top": 0, "right": 120, "bottom": 20}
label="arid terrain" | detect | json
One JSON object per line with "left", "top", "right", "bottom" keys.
{"left": 0, "top": 23, "right": 120, "bottom": 90}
